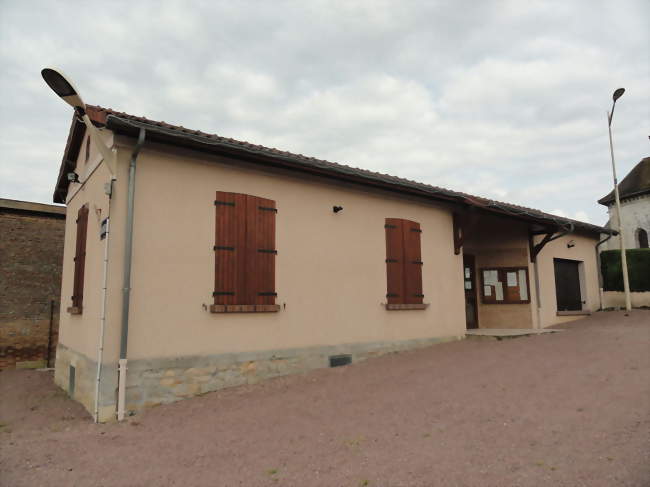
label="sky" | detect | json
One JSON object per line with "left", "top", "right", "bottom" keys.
{"left": 0, "top": 0, "right": 648, "bottom": 225}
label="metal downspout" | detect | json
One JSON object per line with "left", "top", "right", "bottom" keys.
{"left": 595, "top": 233, "right": 615, "bottom": 310}
{"left": 117, "top": 128, "right": 146, "bottom": 421}
{"left": 533, "top": 258, "right": 542, "bottom": 329}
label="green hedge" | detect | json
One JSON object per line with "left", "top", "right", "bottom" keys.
{"left": 601, "top": 249, "right": 650, "bottom": 292}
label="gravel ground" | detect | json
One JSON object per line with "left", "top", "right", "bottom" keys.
{"left": 1, "top": 310, "right": 649, "bottom": 487}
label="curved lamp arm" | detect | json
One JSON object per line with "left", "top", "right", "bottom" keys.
{"left": 41, "top": 67, "right": 116, "bottom": 176}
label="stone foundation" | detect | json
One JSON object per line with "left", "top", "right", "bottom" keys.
{"left": 54, "top": 343, "right": 117, "bottom": 422}
{"left": 56, "top": 335, "right": 462, "bottom": 421}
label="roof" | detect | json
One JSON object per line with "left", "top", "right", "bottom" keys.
{"left": 53, "top": 105, "right": 613, "bottom": 236}
{"left": 0, "top": 198, "right": 65, "bottom": 217}
{"left": 598, "top": 157, "right": 650, "bottom": 206}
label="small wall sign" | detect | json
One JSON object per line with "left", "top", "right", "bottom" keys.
{"left": 100, "top": 217, "right": 108, "bottom": 240}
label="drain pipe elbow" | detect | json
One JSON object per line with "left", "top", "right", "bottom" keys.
{"left": 117, "top": 128, "right": 146, "bottom": 421}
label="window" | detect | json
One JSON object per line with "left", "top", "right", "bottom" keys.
{"left": 480, "top": 267, "right": 530, "bottom": 304}
{"left": 384, "top": 218, "right": 425, "bottom": 310}
{"left": 211, "top": 192, "right": 279, "bottom": 313}
{"left": 68, "top": 204, "right": 89, "bottom": 314}
{"left": 637, "top": 228, "right": 649, "bottom": 249}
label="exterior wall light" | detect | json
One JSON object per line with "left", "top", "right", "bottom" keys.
{"left": 67, "top": 172, "right": 80, "bottom": 183}
{"left": 333, "top": 206, "right": 343, "bottom": 213}
{"left": 567, "top": 240, "right": 575, "bottom": 248}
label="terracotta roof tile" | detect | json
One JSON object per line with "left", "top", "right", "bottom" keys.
{"left": 68, "top": 104, "right": 611, "bottom": 235}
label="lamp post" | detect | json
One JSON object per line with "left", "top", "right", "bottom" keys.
{"left": 41, "top": 68, "right": 116, "bottom": 175}
{"left": 607, "top": 87, "right": 632, "bottom": 312}
{"left": 41, "top": 68, "right": 117, "bottom": 422}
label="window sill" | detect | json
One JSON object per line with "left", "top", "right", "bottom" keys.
{"left": 385, "top": 303, "right": 429, "bottom": 310}
{"left": 557, "top": 310, "right": 591, "bottom": 316}
{"left": 67, "top": 306, "right": 82, "bottom": 315}
{"left": 210, "top": 304, "right": 280, "bottom": 313}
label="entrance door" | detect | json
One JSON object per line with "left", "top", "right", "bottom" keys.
{"left": 553, "top": 259, "right": 582, "bottom": 311}
{"left": 463, "top": 254, "right": 478, "bottom": 329}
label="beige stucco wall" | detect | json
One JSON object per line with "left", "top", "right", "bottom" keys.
{"left": 55, "top": 128, "right": 132, "bottom": 415}
{"left": 57, "top": 129, "right": 124, "bottom": 361}
{"left": 56, "top": 129, "right": 603, "bottom": 367}
{"left": 464, "top": 215, "right": 533, "bottom": 329}
{"left": 56, "top": 129, "right": 136, "bottom": 377}
{"left": 533, "top": 231, "right": 600, "bottom": 327}
{"left": 117, "top": 140, "right": 466, "bottom": 360}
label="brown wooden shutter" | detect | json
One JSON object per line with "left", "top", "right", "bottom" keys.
{"left": 385, "top": 218, "right": 405, "bottom": 304}
{"left": 72, "top": 204, "right": 89, "bottom": 310}
{"left": 214, "top": 192, "right": 277, "bottom": 306}
{"left": 403, "top": 221, "right": 423, "bottom": 304}
{"left": 246, "top": 196, "right": 277, "bottom": 305}
{"left": 214, "top": 192, "right": 246, "bottom": 305}
{"left": 385, "top": 218, "right": 423, "bottom": 305}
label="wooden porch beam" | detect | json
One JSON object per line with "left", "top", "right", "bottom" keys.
{"left": 453, "top": 212, "right": 463, "bottom": 255}
{"left": 453, "top": 209, "right": 481, "bottom": 255}
{"left": 529, "top": 223, "right": 575, "bottom": 262}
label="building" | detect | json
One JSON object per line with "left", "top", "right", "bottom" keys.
{"left": 0, "top": 198, "right": 65, "bottom": 369}
{"left": 598, "top": 156, "right": 650, "bottom": 250}
{"left": 50, "top": 105, "right": 613, "bottom": 421}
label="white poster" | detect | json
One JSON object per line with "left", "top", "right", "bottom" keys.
{"left": 483, "top": 270, "right": 498, "bottom": 285}
{"left": 518, "top": 270, "right": 528, "bottom": 300}
{"left": 484, "top": 285, "right": 492, "bottom": 296}
{"left": 465, "top": 268, "right": 470, "bottom": 279}
{"left": 507, "top": 272, "right": 517, "bottom": 287}
{"left": 495, "top": 282, "right": 504, "bottom": 301}
{"left": 465, "top": 281, "right": 472, "bottom": 290}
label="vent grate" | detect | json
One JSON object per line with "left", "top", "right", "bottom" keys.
{"left": 329, "top": 354, "right": 352, "bottom": 367}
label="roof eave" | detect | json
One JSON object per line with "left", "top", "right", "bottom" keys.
{"left": 105, "top": 115, "right": 612, "bottom": 236}
{"left": 598, "top": 188, "right": 650, "bottom": 206}
{"left": 53, "top": 114, "right": 85, "bottom": 203}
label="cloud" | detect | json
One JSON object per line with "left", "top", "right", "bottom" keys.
{"left": 0, "top": 0, "right": 648, "bottom": 226}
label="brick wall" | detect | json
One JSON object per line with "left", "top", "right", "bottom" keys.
{"left": 0, "top": 203, "right": 65, "bottom": 369}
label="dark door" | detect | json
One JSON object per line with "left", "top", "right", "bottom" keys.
{"left": 463, "top": 254, "right": 479, "bottom": 329}
{"left": 554, "top": 259, "right": 582, "bottom": 311}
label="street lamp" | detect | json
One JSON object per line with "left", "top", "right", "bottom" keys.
{"left": 41, "top": 67, "right": 116, "bottom": 175}
{"left": 42, "top": 68, "right": 119, "bottom": 423}
{"left": 607, "top": 87, "right": 632, "bottom": 312}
